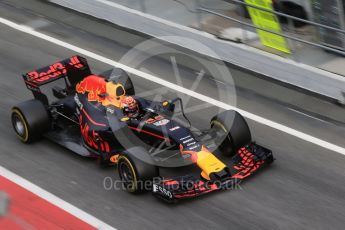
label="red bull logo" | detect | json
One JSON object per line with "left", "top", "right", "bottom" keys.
{"left": 76, "top": 75, "right": 107, "bottom": 102}
{"left": 76, "top": 75, "right": 126, "bottom": 108}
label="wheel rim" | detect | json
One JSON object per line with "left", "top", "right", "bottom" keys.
{"left": 119, "top": 161, "right": 135, "bottom": 190}
{"left": 12, "top": 113, "right": 25, "bottom": 137}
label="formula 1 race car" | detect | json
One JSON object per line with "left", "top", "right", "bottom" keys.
{"left": 11, "top": 56, "right": 274, "bottom": 202}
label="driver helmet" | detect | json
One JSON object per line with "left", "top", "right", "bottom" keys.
{"left": 121, "top": 96, "right": 139, "bottom": 118}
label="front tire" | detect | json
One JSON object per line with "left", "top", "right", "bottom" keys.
{"left": 211, "top": 110, "right": 251, "bottom": 157}
{"left": 11, "top": 99, "right": 50, "bottom": 143}
{"left": 118, "top": 149, "right": 157, "bottom": 193}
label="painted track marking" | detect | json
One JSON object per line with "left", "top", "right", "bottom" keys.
{"left": 0, "top": 166, "right": 116, "bottom": 230}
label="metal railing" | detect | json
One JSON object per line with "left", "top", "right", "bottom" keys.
{"left": 196, "top": 0, "right": 345, "bottom": 56}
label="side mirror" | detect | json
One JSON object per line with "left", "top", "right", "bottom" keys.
{"left": 162, "top": 100, "right": 175, "bottom": 113}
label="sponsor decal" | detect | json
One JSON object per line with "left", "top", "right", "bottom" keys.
{"left": 76, "top": 76, "right": 107, "bottom": 102}
{"left": 188, "top": 145, "right": 199, "bottom": 150}
{"left": 27, "top": 56, "right": 83, "bottom": 83}
{"left": 79, "top": 115, "right": 110, "bottom": 152}
{"left": 145, "top": 115, "right": 164, "bottom": 124}
{"left": 153, "top": 119, "right": 170, "bottom": 126}
{"left": 153, "top": 184, "right": 173, "bottom": 199}
{"left": 185, "top": 143, "right": 201, "bottom": 151}
{"left": 169, "top": 126, "right": 180, "bottom": 131}
{"left": 106, "top": 107, "right": 115, "bottom": 114}
{"left": 183, "top": 138, "right": 194, "bottom": 144}
{"left": 187, "top": 142, "right": 196, "bottom": 146}
{"left": 179, "top": 135, "right": 191, "bottom": 141}
{"left": 74, "top": 94, "right": 83, "bottom": 109}
{"left": 76, "top": 76, "right": 125, "bottom": 107}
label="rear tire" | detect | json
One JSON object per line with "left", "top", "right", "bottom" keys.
{"left": 211, "top": 110, "right": 251, "bottom": 157}
{"left": 118, "top": 148, "right": 157, "bottom": 193}
{"left": 11, "top": 99, "right": 50, "bottom": 143}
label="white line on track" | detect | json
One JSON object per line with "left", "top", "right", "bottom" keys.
{"left": 288, "top": 107, "right": 330, "bottom": 124}
{"left": 0, "top": 166, "right": 116, "bottom": 230}
{"left": 0, "top": 17, "right": 344, "bottom": 157}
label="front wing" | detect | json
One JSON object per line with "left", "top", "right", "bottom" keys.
{"left": 152, "top": 143, "right": 274, "bottom": 202}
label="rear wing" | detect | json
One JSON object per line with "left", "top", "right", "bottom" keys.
{"left": 22, "top": 56, "right": 91, "bottom": 105}
{"left": 23, "top": 55, "right": 91, "bottom": 92}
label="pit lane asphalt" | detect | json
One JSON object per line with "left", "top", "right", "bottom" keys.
{"left": 0, "top": 1, "right": 345, "bottom": 229}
